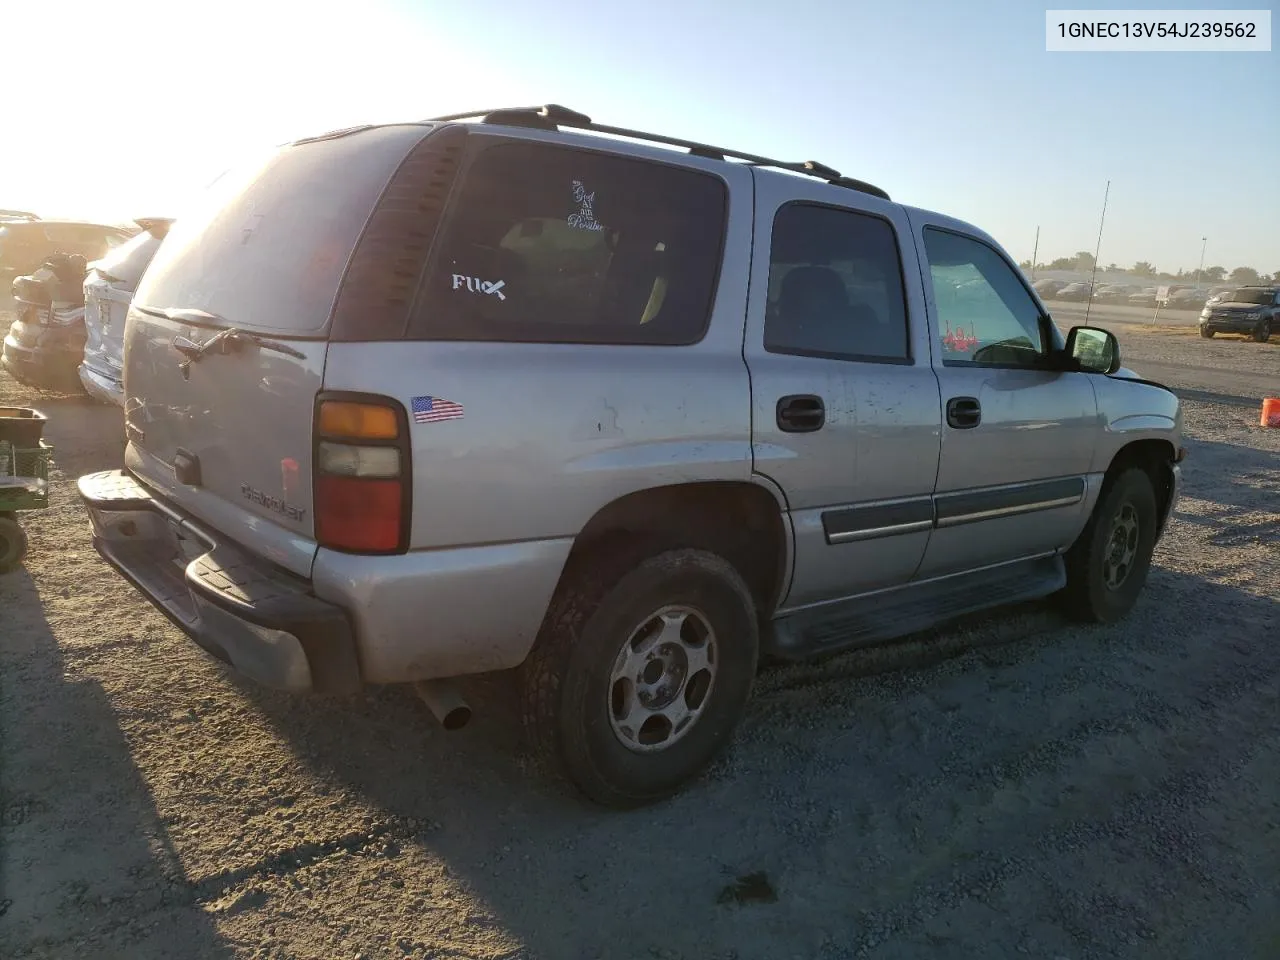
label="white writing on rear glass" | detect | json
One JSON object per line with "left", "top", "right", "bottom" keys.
{"left": 451, "top": 274, "right": 507, "bottom": 301}
{"left": 568, "top": 180, "right": 604, "bottom": 232}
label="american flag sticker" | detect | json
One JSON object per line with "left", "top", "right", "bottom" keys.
{"left": 411, "top": 395, "right": 465, "bottom": 424}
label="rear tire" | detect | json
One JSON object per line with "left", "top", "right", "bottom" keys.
{"left": 520, "top": 544, "right": 758, "bottom": 808}
{"left": 1253, "top": 321, "right": 1271, "bottom": 343}
{"left": 1059, "top": 468, "right": 1158, "bottom": 623}
{"left": 0, "top": 514, "right": 29, "bottom": 574}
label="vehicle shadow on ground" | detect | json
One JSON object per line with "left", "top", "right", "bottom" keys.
{"left": 237, "top": 563, "right": 1280, "bottom": 960}
{"left": 19, "top": 393, "right": 125, "bottom": 478}
{"left": 0, "top": 569, "right": 234, "bottom": 960}
{"left": 1174, "top": 386, "right": 1269, "bottom": 409}
{"left": 1176, "top": 435, "right": 1279, "bottom": 518}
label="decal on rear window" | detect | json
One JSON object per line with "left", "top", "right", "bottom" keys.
{"left": 568, "top": 180, "right": 605, "bottom": 233}
{"left": 450, "top": 274, "right": 507, "bottom": 301}
{"left": 411, "top": 140, "right": 725, "bottom": 346}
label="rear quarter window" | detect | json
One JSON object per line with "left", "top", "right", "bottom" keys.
{"left": 409, "top": 140, "right": 727, "bottom": 345}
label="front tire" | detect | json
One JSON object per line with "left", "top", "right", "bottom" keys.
{"left": 520, "top": 546, "right": 759, "bottom": 808}
{"left": 1253, "top": 321, "right": 1271, "bottom": 343}
{"left": 1200, "top": 326, "right": 1214, "bottom": 339}
{"left": 1059, "top": 468, "right": 1158, "bottom": 623}
{"left": 0, "top": 513, "right": 29, "bottom": 574}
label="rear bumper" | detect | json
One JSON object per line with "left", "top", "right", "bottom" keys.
{"left": 77, "top": 363, "right": 124, "bottom": 406}
{"left": 77, "top": 469, "right": 361, "bottom": 694}
{"left": 2, "top": 331, "right": 84, "bottom": 392}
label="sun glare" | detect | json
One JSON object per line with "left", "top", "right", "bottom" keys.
{"left": 0, "top": 0, "right": 517, "bottom": 225}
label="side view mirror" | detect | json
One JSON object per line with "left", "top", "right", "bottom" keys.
{"left": 1064, "top": 325, "right": 1120, "bottom": 374}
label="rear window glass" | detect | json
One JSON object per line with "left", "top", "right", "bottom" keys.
{"left": 410, "top": 140, "right": 727, "bottom": 345}
{"left": 133, "top": 126, "right": 431, "bottom": 335}
{"left": 89, "top": 230, "right": 164, "bottom": 284}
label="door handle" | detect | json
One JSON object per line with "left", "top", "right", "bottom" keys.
{"left": 777, "top": 394, "right": 825, "bottom": 433}
{"left": 946, "top": 396, "right": 982, "bottom": 429}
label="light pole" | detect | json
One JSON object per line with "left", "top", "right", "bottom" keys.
{"left": 1196, "top": 237, "right": 1207, "bottom": 288}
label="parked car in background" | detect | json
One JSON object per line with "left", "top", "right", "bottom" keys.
{"left": 1055, "top": 282, "right": 1094, "bottom": 302}
{"left": 1032, "top": 278, "right": 1067, "bottom": 298}
{"left": 78, "top": 104, "right": 1183, "bottom": 807}
{"left": 1129, "top": 287, "right": 1159, "bottom": 307}
{"left": 1095, "top": 284, "right": 1137, "bottom": 304}
{"left": 1205, "top": 286, "right": 1234, "bottom": 306}
{"left": 0, "top": 219, "right": 133, "bottom": 277}
{"left": 1199, "top": 286, "right": 1279, "bottom": 341}
{"left": 1168, "top": 288, "right": 1209, "bottom": 310}
{"left": 79, "top": 218, "right": 174, "bottom": 405}
{"left": 2, "top": 253, "right": 90, "bottom": 392}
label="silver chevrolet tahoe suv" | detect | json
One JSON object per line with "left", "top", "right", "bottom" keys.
{"left": 79, "top": 105, "right": 1184, "bottom": 808}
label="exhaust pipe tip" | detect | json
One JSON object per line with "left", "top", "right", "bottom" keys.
{"left": 414, "top": 679, "right": 472, "bottom": 731}
{"left": 439, "top": 704, "right": 472, "bottom": 731}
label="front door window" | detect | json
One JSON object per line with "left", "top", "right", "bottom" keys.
{"left": 924, "top": 228, "right": 1046, "bottom": 367}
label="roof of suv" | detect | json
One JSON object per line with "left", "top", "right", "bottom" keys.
{"left": 422, "top": 104, "right": 894, "bottom": 202}
{"left": 281, "top": 104, "right": 1006, "bottom": 266}
{"left": 291, "top": 104, "right": 894, "bottom": 200}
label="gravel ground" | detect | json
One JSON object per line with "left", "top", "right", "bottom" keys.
{"left": 1, "top": 324, "right": 1277, "bottom": 960}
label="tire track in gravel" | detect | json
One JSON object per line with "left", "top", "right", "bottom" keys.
{"left": 827, "top": 649, "right": 1280, "bottom": 957}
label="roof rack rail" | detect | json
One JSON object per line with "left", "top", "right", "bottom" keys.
{"left": 425, "top": 104, "right": 891, "bottom": 201}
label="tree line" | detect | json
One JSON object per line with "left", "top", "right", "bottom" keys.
{"left": 1017, "top": 251, "right": 1275, "bottom": 286}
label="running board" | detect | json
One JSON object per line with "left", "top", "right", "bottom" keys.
{"left": 765, "top": 555, "right": 1066, "bottom": 659}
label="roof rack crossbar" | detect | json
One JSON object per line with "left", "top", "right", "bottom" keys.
{"left": 426, "top": 105, "right": 891, "bottom": 201}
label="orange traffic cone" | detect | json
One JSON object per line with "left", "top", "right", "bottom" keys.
{"left": 1262, "top": 398, "right": 1280, "bottom": 428}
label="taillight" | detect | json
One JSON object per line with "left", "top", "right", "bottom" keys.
{"left": 313, "top": 395, "right": 410, "bottom": 553}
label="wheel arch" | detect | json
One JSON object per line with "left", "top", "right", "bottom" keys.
{"left": 1103, "top": 438, "right": 1178, "bottom": 534}
{"left": 564, "top": 480, "right": 792, "bottom": 618}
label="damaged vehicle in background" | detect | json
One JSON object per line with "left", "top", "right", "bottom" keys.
{"left": 0, "top": 219, "right": 132, "bottom": 277}
{"left": 80, "top": 218, "right": 174, "bottom": 405}
{"left": 2, "top": 253, "right": 91, "bottom": 392}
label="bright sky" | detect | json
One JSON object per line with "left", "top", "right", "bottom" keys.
{"left": 3, "top": 0, "right": 1276, "bottom": 274}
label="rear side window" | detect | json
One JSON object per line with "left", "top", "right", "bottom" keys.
{"left": 410, "top": 140, "right": 727, "bottom": 344}
{"left": 765, "top": 203, "right": 911, "bottom": 363}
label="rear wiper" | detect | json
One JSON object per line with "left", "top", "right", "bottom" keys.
{"left": 171, "top": 327, "right": 307, "bottom": 364}
{"left": 167, "top": 310, "right": 306, "bottom": 376}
